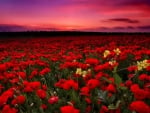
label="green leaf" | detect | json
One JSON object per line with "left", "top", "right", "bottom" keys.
{"left": 108, "top": 100, "right": 121, "bottom": 110}
{"left": 109, "top": 95, "right": 116, "bottom": 103}
{"left": 101, "top": 77, "right": 112, "bottom": 84}
{"left": 97, "top": 90, "right": 108, "bottom": 103}
{"left": 108, "top": 104, "right": 116, "bottom": 110}
{"left": 119, "top": 86, "right": 127, "bottom": 90}
{"left": 113, "top": 73, "right": 122, "bottom": 87}
{"left": 122, "top": 108, "right": 131, "bottom": 113}
{"left": 116, "top": 100, "right": 121, "bottom": 108}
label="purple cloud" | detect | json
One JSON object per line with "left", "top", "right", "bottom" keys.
{"left": 0, "top": 24, "right": 64, "bottom": 32}
{"left": 0, "top": 24, "right": 28, "bottom": 32}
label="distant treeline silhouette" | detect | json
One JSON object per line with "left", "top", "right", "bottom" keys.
{"left": 0, "top": 31, "right": 150, "bottom": 38}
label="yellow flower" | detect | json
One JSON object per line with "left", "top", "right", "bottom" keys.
{"left": 113, "top": 48, "right": 121, "bottom": 55}
{"left": 76, "top": 68, "right": 82, "bottom": 75}
{"left": 82, "top": 71, "right": 87, "bottom": 77}
{"left": 103, "top": 50, "right": 110, "bottom": 58}
{"left": 75, "top": 68, "right": 90, "bottom": 77}
{"left": 109, "top": 60, "right": 117, "bottom": 66}
{"left": 137, "top": 60, "right": 150, "bottom": 71}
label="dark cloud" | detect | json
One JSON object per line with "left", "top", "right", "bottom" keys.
{"left": 138, "top": 25, "right": 150, "bottom": 29}
{"left": 84, "top": 25, "right": 150, "bottom": 32}
{"left": 113, "top": 27, "right": 126, "bottom": 29}
{"left": 119, "top": 0, "right": 150, "bottom": 6}
{"left": 83, "top": 26, "right": 134, "bottom": 32}
{"left": 104, "top": 18, "right": 140, "bottom": 24}
{"left": 72, "top": 0, "right": 150, "bottom": 8}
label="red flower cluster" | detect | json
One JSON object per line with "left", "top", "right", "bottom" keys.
{"left": 129, "top": 101, "right": 150, "bottom": 113}
{"left": 11, "top": 95, "right": 26, "bottom": 105}
{"left": 55, "top": 79, "right": 78, "bottom": 90}
{"left": 130, "top": 84, "right": 149, "bottom": 100}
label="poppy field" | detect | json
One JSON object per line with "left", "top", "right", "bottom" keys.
{"left": 0, "top": 35, "right": 150, "bottom": 113}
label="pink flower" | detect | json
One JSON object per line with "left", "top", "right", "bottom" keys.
{"left": 48, "top": 96, "right": 59, "bottom": 104}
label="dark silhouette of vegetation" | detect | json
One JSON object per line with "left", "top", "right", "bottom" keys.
{"left": 0, "top": 31, "right": 150, "bottom": 38}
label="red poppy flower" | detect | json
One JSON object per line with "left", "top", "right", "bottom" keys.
{"left": 40, "top": 104, "right": 47, "bottom": 110}
{"left": 29, "top": 81, "right": 41, "bottom": 90}
{"left": 85, "top": 98, "right": 91, "bottom": 104}
{"left": 85, "top": 105, "right": 91, "bottom": 113}
{"left": 99, "top": 105, "right": 109, "bottom": 113}
{"left": 87, "top": 79, "right": 100, "bottom": 89}
{"left": 40, "top": 67, "right": 51, "bottom": 75}
{"left": 60, "top": 105, "right": 80, "bottom": 113}
{"left": 0, "top": 64, "right": 7, "bottom": 72}
{"left": 127, "top": 66, "right": 137, "bottom": 72}
{"left": 36, "top": 89, "right": 47, "bottom": 99}
{"left": 106, "top": 84, "right": 116, "bottom": 93}
{"left": 17, "top": 72, "right": 26, "bottom": 79}
{"left": 85, "top": 58, "right": 99, "bottom": 65}
{"left": 80, "top": 86, "right": 90, "bottom": 96}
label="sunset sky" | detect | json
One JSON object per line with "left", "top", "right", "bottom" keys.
{"left": 0, "top": 0, "right": 150, "bottom": 32}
